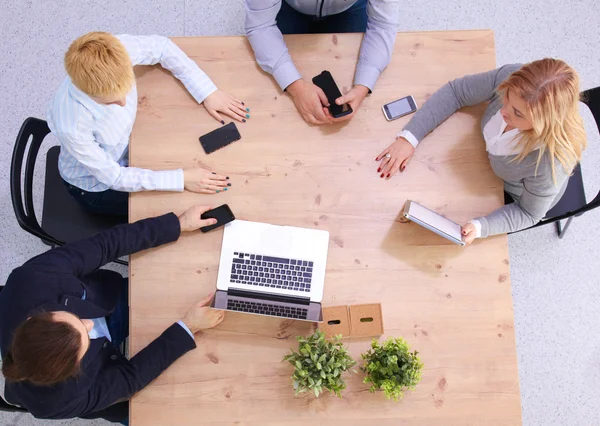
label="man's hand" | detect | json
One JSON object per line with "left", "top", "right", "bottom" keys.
{"left": 203, "top": 90, "right": 249, "bottom": 124}
{"left": 287, "top": 79, "right": 333, "bottom": 125}
{"left": 375, "top": 137, "right": 415, "bottom": 179}
{"left": 325, "top": 85, "right": 369, "bottom": 123}
{"left": 461, "top": 223, "right": 477, "bottom": 246}
{"left": 183, "top": 167, "right": 229, "bottom": 194}
{"left": 178, "top": 205, "right": 218, "bottom": 232}
{"left": 181, "top": 293, "right": 225, "bottom": 334}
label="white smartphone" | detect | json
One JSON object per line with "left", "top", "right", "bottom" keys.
{"left": 382, "top": 96, "right": 418, "bottom": 121}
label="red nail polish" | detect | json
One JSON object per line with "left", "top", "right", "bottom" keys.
{"left": 386, "top": 174, "right": 390, "bottom": 178}
{"left": 377, "top": 168, "right": 381, "bottom": 172}
{"left": 380, "top": 174, "right": 384, "bottom": 178}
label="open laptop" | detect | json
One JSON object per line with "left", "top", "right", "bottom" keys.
{"left": 402, "top": 200, "right": 466, "bottom": 246}
{"left": 211, "top": 220, "right": 328, "bottom": 322}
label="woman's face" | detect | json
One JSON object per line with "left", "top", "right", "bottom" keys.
{"left": 500, "top": 90, "right": 534, "bottom": 131}
{"left": 52, "top": 311, "right": 93, "bottom": 360}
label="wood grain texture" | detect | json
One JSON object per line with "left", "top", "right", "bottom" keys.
{"left": 129, "top": 30, "right": 521, "bottom": 425}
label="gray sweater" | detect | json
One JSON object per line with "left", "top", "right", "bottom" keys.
{"left": 404, "top": 64, "right": 569, "bottom": 237}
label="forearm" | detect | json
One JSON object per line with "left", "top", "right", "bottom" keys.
{"left": 111, "top": 167, "right": 184, "bottom": 192}
{"left": 475, "top": 203, "right": 540, "bottom": 238}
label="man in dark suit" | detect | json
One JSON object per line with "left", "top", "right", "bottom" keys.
{"left": 0, "top": 205, "right": 224, "bottom": 422}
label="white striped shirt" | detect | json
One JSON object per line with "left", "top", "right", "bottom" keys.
{"left": 47, "top": 34, "right": 218, "bottom": 193}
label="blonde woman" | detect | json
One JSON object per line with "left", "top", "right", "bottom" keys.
{"left": 376, "top": 59, "right": 587, "bottom": 245}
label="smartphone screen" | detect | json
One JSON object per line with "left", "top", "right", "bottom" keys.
{"left": 384, "top": 96, "right": 417, "bottom": 120}
{"left": 200, "top": 204, "right": 235, "bottom": 233}
{"left": 199, "top": 122, "right": 241, "bottom": 154}
{"left": 312, "top": 71, "right": 353, "bottom": 118}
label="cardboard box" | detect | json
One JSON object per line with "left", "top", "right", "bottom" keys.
{"left": 318, "top": 303, "right": 383, "bottom": 338}
{"left": 318, "top": 305, "right": 351, "bottom": 338}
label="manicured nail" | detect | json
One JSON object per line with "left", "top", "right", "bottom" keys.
{"left": 242, "top": 119, "right": 246, "bottom": 122}
{"left": 223, "top": 188, "right": 228, "bottom": 191}
{"left": 212, "top": 172, "right": 216, "bottom": 174}
{"left": 227, "top": 183, "right": 231, "bottom": 186}
{"left": 377, "top": 168, "right": 381, "bottom": 172}
{"left": 386, "top": 174, "right": 390, "bottom": 178}
{"left": 221, "top": 120, "right": 225, "bottom": 125}
{"left": 380, "top": 174, "right": 384, "bottom": 178}
{"left": 245, "top": 108, "right": 250, "bottom": 112}
{"left": 245, "top": 114, "right": 250, "bottom": 119}
{"left": 401, "top": 167, "right": 405, "bottom": 172}
{"left": 242, "top": 101, "right": 245, "bottom": 105}
{"left": 226, "top": 176, "right": 230, "bottom": 180}
{"left": 216, "top": 190, "right": 220, "bottom": 193}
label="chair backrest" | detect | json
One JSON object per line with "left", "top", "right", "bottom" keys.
{"left": 575, "top": 86, "right": 600, "bottom": 214}
{"left": 10, "top": 118, "right": 62, "bottom": 246}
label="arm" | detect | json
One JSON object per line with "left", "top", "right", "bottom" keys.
{"left": 245, "top": 0, "right": 301, "bottom": 91}
{"left": 57, "top": 132, "right": 183, "bottom": 192}
{"left": 24, "top": 213, "right": 181, "bottom": 277}
{"left": 118, "top": 34, "right": 217, "bottom": 104}
{"left": 403, "top": 64, "right": 522, "bottom": 146}
{"left": 354, "top": 0, "right": 401, "bottom": 91}
{"left": 474, "top": 175, "right": 561, "bottom": 238}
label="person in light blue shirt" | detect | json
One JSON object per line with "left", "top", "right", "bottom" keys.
{"left": 245, "top": 0, "right": 401, "bottom": 125}
{"left": 47, "top": 32, "right": 249, "bottom": 216}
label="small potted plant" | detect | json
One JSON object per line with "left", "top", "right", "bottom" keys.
{"left": 283, "top": 330, "right": 356, "bottom": 397}
{"left": 361, "top": 337, "right": 423, "bottom": 401}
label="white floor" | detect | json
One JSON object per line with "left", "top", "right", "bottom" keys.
{"left": 1, "top": 1, "right": 599, "bottom": 425}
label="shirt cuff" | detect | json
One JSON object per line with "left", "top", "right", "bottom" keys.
{"left": 353, "top": 65, "right": 381, "bottom": 93}
{"left": 397, "top": 130, "right": 419, "bottom": 148}
{"left": 274, "top": 61, "right": 302, "bottom": 91}
{"left": 177, "top": 320, "right": 195, "bottom": 340}
{"left": 468, "top": 220, "right": 482, "bottom": 238}
{"left": 154, "top": 169, "right": 184, "bottom": 192}
{"left": 188, "top": 72, "right": 218, "bottom": 104}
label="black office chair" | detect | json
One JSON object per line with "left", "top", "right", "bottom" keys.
{"left": 508, "top": 86, "right": 600, "bottom": 239}
{"left": 10, "top": 117, "right": 127, "bottom": 265}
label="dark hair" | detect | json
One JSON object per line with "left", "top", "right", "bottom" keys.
{"left": 2, "top": 312, "right": 83, "bottom": 386}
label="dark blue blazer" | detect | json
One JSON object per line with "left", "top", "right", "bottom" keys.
{"left": 0, "top": 213, "right": 196, "bottom": 419}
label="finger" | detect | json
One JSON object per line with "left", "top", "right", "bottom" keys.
{"left": 304, "top": 113, "right": 321, "bottom": 125}
{"left": 315, "top": 87, "right": 330, "bottom": 107}
{"left": 208, "top": 180, "right": 228, "bottom": 189}
{"left": 383, "top": 158, "right": 400, "bottom": 178}
{"left": 199, "top": 218, "right": 218, "bottom": 228}
{"left": 224, "top": 106, "right": 246, "bottom": 123}
{"left": 313, "top": 104, "right": 331, "bottom": 123}
{"left": 198, "top": 292, "right": 215, "bottom": 307}
{"left": 335, "top": 92, "right": 352, "bottom": 106}
{"left": 399, "top": 157, "right": 411, "bottom": 173}
{"left": 376, "top": 147, "right": 390, "bottom": 162}
{"left": 215, "top": 313, "right": 225, "bottom": 325}
{"left": 230, "top": 103, "right": 249, "bottom": 119}
{"left": 209, "top": 172, "right": 228, "bottom": 182}
{"left": 206, "top": 108, "right": 225, "bottom": 125}
{"left": 228, "top": 95, "right": 245, "bottom": 106}
{"left": 197, "top": 188, "right": 218, "bottom": 194}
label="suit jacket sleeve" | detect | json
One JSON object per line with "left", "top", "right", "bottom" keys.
{"left": 23, "top": 213, "right": 181, "bottom": 277}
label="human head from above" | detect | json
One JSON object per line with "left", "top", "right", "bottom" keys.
{"left": 1, "top": 312, "right": 93, "bottom": 386}
{"left": 497, "top": 58, "right": 586, "bottom": 180}
{"left": 65, "top": 31, "right": 134, "bottom": 107}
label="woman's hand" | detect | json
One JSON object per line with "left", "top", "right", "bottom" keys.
{"left": 461, "top": 223, "right": 477, "bottom": 246}
{"left": 375, "top": 137, "right": 415, "bottom": 179}
{"left": 181, "top": 293, "right": 225, "bottom": 334}
{"left": 183, "top": 167, "right": 230, "bottom": 194}
{"left": 203, "top": 90, "right": 249, "bottom": 124}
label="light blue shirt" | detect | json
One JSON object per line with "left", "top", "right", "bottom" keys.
{"left": 245, "top": 0, "right": 401, "bottom": 91}
{"left": 47, "top": 34, "right": 218, "bottom": 193}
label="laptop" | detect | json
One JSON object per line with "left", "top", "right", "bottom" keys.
{"left": 211, "top": 220, "right": 328, "bottom": 322}
{"left": 402, "top": 200, "right": 466, "bottom": 246}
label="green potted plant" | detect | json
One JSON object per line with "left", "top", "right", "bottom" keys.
{"left": 283, "top": 330, "right": 356, "bottom": 397}
{"left": 361, "top": 337, "right": 423, "bottom": 401}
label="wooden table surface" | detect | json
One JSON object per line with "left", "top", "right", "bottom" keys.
{"left": 129, "top": 30, "right": 521, "bottom": 425}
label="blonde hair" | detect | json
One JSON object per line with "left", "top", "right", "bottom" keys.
{"left": 65, "top": 32, "right": 134, "bottom": 98}
{"left": 497, "top": 58, "right": 586, "bottom": 183}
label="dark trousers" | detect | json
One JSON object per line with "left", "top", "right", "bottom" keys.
{"left": 80, "top": 279, "right": 130, "bottom": 425}
{"left": 64, "top": 180, "right": 128, "bottom": 217}
{"left": 276, "top": 0, "right": 368, "bottom": 34}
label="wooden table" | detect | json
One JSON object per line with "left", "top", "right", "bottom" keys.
{"left": 129, "top": 30, "right": 521, "bottom": 425}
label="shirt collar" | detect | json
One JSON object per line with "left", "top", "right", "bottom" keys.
{"left": 67, "top": 78, "right": 107, "bottom": 118}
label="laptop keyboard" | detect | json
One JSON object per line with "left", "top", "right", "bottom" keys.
{"left": 227, "top": 299, "right": 308, "bottom": 319}
{"left": 230, "top": 252, "right": 313, "bottom": 292}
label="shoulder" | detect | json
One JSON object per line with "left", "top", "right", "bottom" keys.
{"left": 47, "top": 80, "right": 93, "bottom": 137}
{"left": 493, "top": 63, "right": 524, "bottom": 87}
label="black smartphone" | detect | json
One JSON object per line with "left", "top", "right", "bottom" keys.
{"left": 200, "top": 204, "right": 235, "bottom": 233}
{"left": 312, "top": 70, "right": 353, "bottom": 118}
{"left": 199, "top": 122, "right": 241, "bottom": 154}
{"left": 382, "top": 96, "right": 418, "bottom": 121}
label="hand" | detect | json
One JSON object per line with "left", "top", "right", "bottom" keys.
{"left": 461, "top": 223, "right": 477, "bottom": 246}
{"left": 375, "top": 137, "right": 415, "bottom": 179}
{"left": 324, "top": 85, "right": 369, "bottom": 123}
{"left": 287, "top": 79, "right": 333, "bottom": 125}
{"left": 183, "top": 167, "right": 229, "bottom": 194}
{"left": 203, "top": 90, "right": 249, "bottom": 124}
{"left": 178, "top": 205, "right": 218, "bottom": 232}
{"left": 181, "top": 293, "right": 225, "bottom": 334}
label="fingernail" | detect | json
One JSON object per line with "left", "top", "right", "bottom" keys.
{"left": 401, "top": 167, "right": 405, "bottom": 172}
{"left": 221, "top": 120, "right": 225, "bottom": 125}
{"left": 245, "top": 114, "right": 250, "bottom": 119}
{"left": 223, "top": 188, "right": 228, "bottom": 191}
{"left": 380, "top": 174, "right": 384, "bottom": 178}
{"left": 226, "top": 176, "right": 230, "bottom": 180}
{"left": 245, "top": 108, "right": 250, "bottom": 112}
{"left": 377, "top": 168, "right": 381, "bottom": 172}
{"left": 216, "top": 190, "right": 220, "bottom": 193}
{"left": 242, "top": 101, "right": 245, "bottom": 105}
{"left": 242, "top": 119, "right": 246, "bottom": 123}
{"left": 386, "top": 174, "right": 390, "bottom": 178}
{"left": 227, "top": 183, "right": 231, "bottom": 186}
{"left": 212, "top": 172, "right": 216, "bottom": 174}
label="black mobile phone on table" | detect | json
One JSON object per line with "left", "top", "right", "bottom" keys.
{"left": 312, "top": 70, "right": 353, "bottom": 118}
{"left": 382, "top": 96, "right": 418, "bottom": 121}
{"left": 199, "top": 122, "right": 241, "bottom": 154}
{"left": 200, "top": 204, "right": 235, "bottom": 233}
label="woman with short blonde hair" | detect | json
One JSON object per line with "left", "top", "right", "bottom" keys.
{"left": 376, "top": 58, "right": 586, "bottom": 244}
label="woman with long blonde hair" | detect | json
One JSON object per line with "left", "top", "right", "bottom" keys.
{"left": 376, "top": 58, "right": 587, "bottom": 244}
